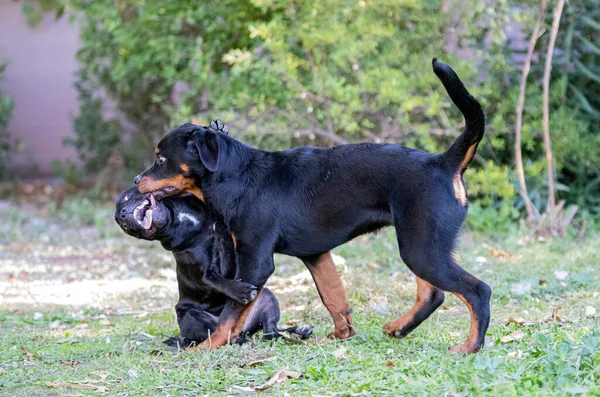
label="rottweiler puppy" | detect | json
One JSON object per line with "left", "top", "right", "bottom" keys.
{"left": 115, "top": 186, "right": 312, "bottom": 344}
{"left": 134, "top": 59, "right": 490, "bottom": 354}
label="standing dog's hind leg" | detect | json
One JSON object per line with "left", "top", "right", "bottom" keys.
{"left": 383, "top": 277, "right": 445, "bottom": 339}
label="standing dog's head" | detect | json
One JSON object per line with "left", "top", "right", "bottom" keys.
{"left": 134, "top": 119, "right": 230, "bottom": 201}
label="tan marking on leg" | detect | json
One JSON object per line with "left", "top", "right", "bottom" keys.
{"left": 187, "top": 319, "right": 236, "bottom": 351}
{"left": 382, "top": 277, "right": 441, "bottom": 336}
{"left": 448, "top": 293, "right": 481, "bottom": 354}
{"left": 188, "top": 290, "right": 262, "bottom": 351}
{"left": 305, "top": 253, "right": 355, "bottom": 339}
{"left": 231, "top": 233, "right": 237, "bottom": 250}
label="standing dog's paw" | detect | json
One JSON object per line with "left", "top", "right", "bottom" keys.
{"left": 229, "top": 281, "right": 258, "bottom": 304}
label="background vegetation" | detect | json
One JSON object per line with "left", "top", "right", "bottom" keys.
{"left": 1, "top": 2, "right": 599, "bottom": 395}
{"left": 14, "top": 0, "right": 600, "bottom": 233}
{"left": 0, "top": 62, "right": 14, "bottom": 180}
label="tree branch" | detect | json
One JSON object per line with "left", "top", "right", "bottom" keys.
{"left": 542, "top": 0, "right": 566, "bottom": 211}
{"left": 515, "top": 0, "right": 547, "bottom": 222}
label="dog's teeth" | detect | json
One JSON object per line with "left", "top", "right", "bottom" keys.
{"left": 142, "top": 210, "right": 153, "bottom": 230}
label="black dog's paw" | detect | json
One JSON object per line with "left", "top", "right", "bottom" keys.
{"left": 162, "top": 337, "right": 198, "bottom": 349}
{"left": 209, "top": 119, "right": 229, "bottom": 134}
{"left": 282, "top": 325, "right": 314, "bottom": 340}
{"left": 229, "top": 281, "right": 258, "bottom": 304}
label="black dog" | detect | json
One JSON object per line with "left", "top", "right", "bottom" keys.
{"left": 115, "top": 186, "right": 312, "bottom": 344}
{"left": 135, "top": 59, "right": 490, "bottom": 354}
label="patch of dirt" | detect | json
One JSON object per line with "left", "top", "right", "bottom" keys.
{"left": 0, "top": 199, "right": 179, "bottom": 311}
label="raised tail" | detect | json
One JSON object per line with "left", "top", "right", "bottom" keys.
{"left": 432, "top": 58, "right": 485, "bottom": 174}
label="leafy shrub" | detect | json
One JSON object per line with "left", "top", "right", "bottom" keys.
{"left": 0, "top": 62, "right": 14, "bottom": 180}
{"left": 28, "top": 0, "right": 600, "bottom": 227}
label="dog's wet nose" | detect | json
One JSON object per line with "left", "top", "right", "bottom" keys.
{"left": 134, "top": 175, "right": 142, "bottom": 185}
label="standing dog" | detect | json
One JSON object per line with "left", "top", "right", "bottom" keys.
{"left": 135, "top": 59, "right": 490, "bottom": 353}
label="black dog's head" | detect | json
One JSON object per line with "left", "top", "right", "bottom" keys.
{"left": 134, "top": 119, "right": 230, "bottom": 200}
{"left": 115, "top": 186, "right": 172, "bottom": 240}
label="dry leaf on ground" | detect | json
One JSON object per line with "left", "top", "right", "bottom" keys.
{"left": 242, "top": 357, "right": 277, "bottom": 368}
{"left": 59, "top": 360, "right": 80, "bottom": 366}
{"left": 500, "top": 330, "right": 524, "bottom": 343}
{"left": 506, "top": 317, "right": 536, "bottom": 326}
{"left": 253, "top": 368, "right": 301, "bottom": 391}
{"left": 333, "top": 347, "right": 348, "bottom": 361}
{"left": 21, "top": 346, "right": 36, "bottom": 358}
{"left": 485, "top": 244, "right": 516, "bottom": 259}
{"left": 46, "top": 382, "right": 102, "bottom": 391}
{"left": 543, "top": 307, "right": 563, "bottom": 323}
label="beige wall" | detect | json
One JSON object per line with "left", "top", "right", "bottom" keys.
{"left": 0, "top": 0, "right": 79, "bottom": 177}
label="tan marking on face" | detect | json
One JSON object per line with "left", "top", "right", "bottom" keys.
{"left": 137, "top": 175, "right": 204, "bottom": 202}
{"left": 155, "top": 147, "right": 160, "bottom": 154}
{"left": 180, "top": 164, "right": 190, "bottom": 173}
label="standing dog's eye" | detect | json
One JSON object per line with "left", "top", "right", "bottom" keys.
{"left": 157, "top": 156, "right": 166, "bottom": 165}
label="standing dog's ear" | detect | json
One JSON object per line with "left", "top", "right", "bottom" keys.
{"left": 192, "top": 129, "right": 220, "bottom": 172}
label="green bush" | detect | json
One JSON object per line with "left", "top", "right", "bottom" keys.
{"left": 0, "top": 62, "right": 14, "bottom": 180}
{"left": 30, "top": 0, "right": 600, "bottom": 230}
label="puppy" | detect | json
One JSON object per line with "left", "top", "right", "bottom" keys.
{"left": 115, "top": 186, "right": 312, "bottom": 344}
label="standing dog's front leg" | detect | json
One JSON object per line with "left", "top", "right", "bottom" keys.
{"left": 301, "top": 253, "right": 356, "bottom": 339}
{"left": 189, "top": 241, "right": 275, "bottom": 350}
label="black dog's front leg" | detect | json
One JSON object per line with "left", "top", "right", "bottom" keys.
{"left": 189, "top": 240, "right": 275, "bottom": 350}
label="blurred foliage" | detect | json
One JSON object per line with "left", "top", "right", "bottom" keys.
{"left": 21, "top": 0, "right": 600, "bottom": 232}
{"left": 525, "top": 0, "right": 600, "bottom": 213}
{"left": 0, "top": 62, "right": 14, "bottom": 180}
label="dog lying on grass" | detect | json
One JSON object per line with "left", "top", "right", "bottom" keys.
{"left": 115, "top": 186, "right": 312, "bottom": 346}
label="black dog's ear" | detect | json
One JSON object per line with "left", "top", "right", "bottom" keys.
{"left": 192, "top": 129, "right": 220, "bottom": 172}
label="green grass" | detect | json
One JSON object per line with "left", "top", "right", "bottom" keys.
{"left": 1, "top": 199, "right": 599, "bottom": 396}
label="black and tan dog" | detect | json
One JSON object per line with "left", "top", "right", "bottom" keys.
{"left": 134, "top": 59, "right": 490, "bottom": 353}
{"left": 115, "top": 186, "right": 312, "bottom": 344}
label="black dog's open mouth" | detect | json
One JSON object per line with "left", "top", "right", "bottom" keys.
{"left": 133, "top": 193, "right": 158, "bottom": 230}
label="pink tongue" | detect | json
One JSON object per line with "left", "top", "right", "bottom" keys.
{"left": 142, "top": 210, "right": 153, "bottom": 229}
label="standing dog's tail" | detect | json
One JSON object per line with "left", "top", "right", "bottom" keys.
{"left": 432, "top": 58, "right": 485, "bottom": 174}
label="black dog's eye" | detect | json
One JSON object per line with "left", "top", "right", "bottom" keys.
{"left": 157, "top": 156, "right": 166, "bottom": 165}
